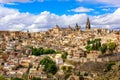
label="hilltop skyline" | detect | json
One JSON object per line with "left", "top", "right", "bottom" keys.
{"left": 0, "top": 0, "right": 120, "bottom": 32}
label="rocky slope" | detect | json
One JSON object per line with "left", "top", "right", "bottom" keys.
{"left": 96, "top": 61, "right": 120, "bottom": 80}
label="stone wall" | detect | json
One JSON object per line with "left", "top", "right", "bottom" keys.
{"left": 80, "top": 56, "right": 120, "bottom": 63}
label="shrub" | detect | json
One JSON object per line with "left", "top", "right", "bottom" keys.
{"left": 106, "top": 62, "right": 115, "bottom": 71}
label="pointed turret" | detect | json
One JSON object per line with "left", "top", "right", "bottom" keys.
{"left": 85, "top": 17, "right": 91, "bottom": 30}
{"left": 54, "top": 25, "right": 60, "bottom": 29}
{"left": 75, "top": 23, "right": 81, "bottom": 31}
{"left": 53, "top": 25, "right": 60, "bottom": 33}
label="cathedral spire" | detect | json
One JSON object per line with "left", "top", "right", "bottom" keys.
{"left": 85, "top": 17, "right": 91, "bottom": 30}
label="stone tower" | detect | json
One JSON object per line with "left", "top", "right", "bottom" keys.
{"left": 85, "top": 17, "right": 91, "bottom": 30}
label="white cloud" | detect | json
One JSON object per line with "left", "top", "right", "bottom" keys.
{"left": 0, "top": 0, "right": 47, "bottom": 3}
{"left": 68, "top": 7, "right": 94, "bottom": 12}
{"left": 0, "top": 0, "right": 34, "bottom": 3}
{"left": 0, "top": 6, "right": 120, "bottom": 32}
{"left": 91, "top": 8, "right": 120, "bottom": 30}
{"left": 77, "top": 0, "right": 120, "bottom": 7}
{"left": 92, "top": 8, "right": 120, "bottom": 24}
{"left": 102, "top": 8, "right": 110, "bottom": 11}
{"left": 96, "top": 0, "right": 120, "bottom": 7}
{"left": 76, "top": 0, "right": 83, "bottom": 2}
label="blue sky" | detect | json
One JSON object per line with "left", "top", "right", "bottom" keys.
{"left": 3, "top": 0, "right": 117, "bottom": 15}
{"left": 0, "top": 0, "right": 120, "bottom": 32}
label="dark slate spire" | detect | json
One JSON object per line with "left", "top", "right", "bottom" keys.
{"left": 54, "top": 24, "right": 60, "bottom": 29}
{"left": 85, "top": 17, "right": 91, "bottom": 29}
{"left": 75, "top": 23, "right": 81, "bottom": 31}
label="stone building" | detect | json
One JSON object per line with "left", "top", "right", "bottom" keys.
{"left": 87, "top": 50, "right": 101, "bottom": 59}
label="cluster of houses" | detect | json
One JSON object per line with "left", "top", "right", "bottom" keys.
{"left": 0, "top": 18, "right": 120, "bottom": 79}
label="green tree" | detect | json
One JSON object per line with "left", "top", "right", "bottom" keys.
{"left": 38, "top": 47, "right": 44, "bottom": 55}
{"left": 48, "top": 49, "right": 55, "bottom": 54}
{"left": 96, "top": 41, "right": 101, "bottom": 50}
{"left": 85, "top": 45, "right": 92, "bottom": 51}
{"left": 0, "top": 76, "right": 6, "bottom": 80}
{"left": 31, "top": 77, "right": 41, "bottom": 80}
{"left": 92, "top": 39, "right": 101, "bottom": 50}
{"left": 85, "top": 38, "right": 102, "bottom": 51}
{"left": 40, "top": 56, "right": 58, "bottom": 75}
{"left": 106, "top": 62, "right": 115, "bottom": 71}
{"left": 46, "top": 63, "right": 58, "bottom": 75}
{"left": 40, "top": 56, "right": 55, "bottom": 65}
{"left": 61, "top": 51, "right": 68, "bottom": 60}
{"left": 32, "top": 48, "right": 56, "bottom": 56}
{"left": 100, "top": 43, "right": 107, "bottom": 54}
{"left": 87, "top": 40, "right": 91, "bottom": 45}
{"left": 11, "top": 77, "right": 23, "bottom": 80}
{"left": 108, "top": 42, "right": 116, "bottom": 53}
{"left": 32, "top": 48, "right": 40, "bottom": 56}
{"left": 61, "top": 66, "right": 66, "bottom": 71}
{"left": 61, "top": 66, "right": 72, "bottom": 73}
